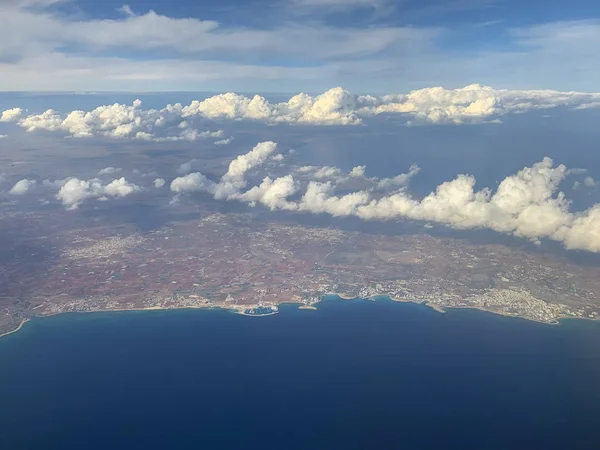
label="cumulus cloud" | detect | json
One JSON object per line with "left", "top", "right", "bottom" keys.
{"left": 170, "top": 172, "right": 213, "bottom": 194}
{"left": 299, "top": 181, "right": 370, "bottom": 216}
{"left": 305, "top": 157, "right": 600, "bottom": 252}
{"left": 554, "top": 205, "right": 600, "bottom": 252}
{"left": 376, "top": 164, "right": 421, "bottom": 190}
{"left": 223, "top": 141, "right": 278, "bottom": 180}
{"left": 584, "top": 176, "right": 598, "bottom": 188}
{"left": 149, "top": 129, "right": 224, "bottom": 142}
{"left": 103, "top": 177, "right": 141, "bottom": 198}
{"left": 170, "top": 141, "right": 278, "bottom": 199}
{"left": 180, "top": 87, "right": 363, "bottom": 125}
{"left": 362, "top": 84, "right": 600, "bottom": 124}
{"left": 574, "top": 176, "right": 598, "bottom": 190}
{"left": 214, "top": 137, "right": 233, "bottom": 145}
{"left": 55, "top": 177, "right": 141, "bottom": 209}
{"left": 0, "top": 108, "right": 23, "bottom": 122}
{"left": 153, "top": 178, "right": 165, "bottom": 188}
{"left": 169, "top": 142, "right": 600, "bottom": 253}
{"left": 0, "top": 134, "right": 7, "bottom": 139}
{"left": 294, "top": 163, "right": 419, "bottom": 190}
{"left": 11, "top": 85, "right": 600, "bottom": 134}
{"left": 176, "top": 159, "right": 200, "bottom": 175}
{"left": 312, "top": 166, "right": 343, "bottom": 180}
{"left": 354, "top": 158, "right": 572, "bottom": 239}
{"left": 14, "top": 100, "right": 223, "bottom": 140}
{"left": 349, "top": 165, "right": 366, "bottom": 177}
{"left": 9, "top": 178, "right": 36, "bottom": 195}
{"left": 234, "top": 175, "right": 298, "bottom": 211}
{"left": 97, "top": 167, "right": 122, "bottom": 175}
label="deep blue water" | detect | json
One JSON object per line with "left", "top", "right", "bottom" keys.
{"left": 1, "top": 297, "right": 600, "bottom": 450}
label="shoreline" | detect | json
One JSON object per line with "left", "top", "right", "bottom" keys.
{"left": 236, "top": 311, "right": 279, "bottom": 317}
{"left": 0, "top": 318, "right": 30, "bottom": 339}
{"left": 319, "top": 293, "right": 597, "bottom": 326}
{"left": 1, "top": 295, "right": 598, "bottom": 340}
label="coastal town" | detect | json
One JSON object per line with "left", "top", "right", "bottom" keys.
{"left": 1, "top": 207, "right": 600, "bottom": 337}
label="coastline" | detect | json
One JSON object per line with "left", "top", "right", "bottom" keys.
{"left": 0, "top": 318, "right": 30, "bottom": 339}
{"left": 236, "top": 311, "right": 279, "bottom": 317}
{"left": 1, "top": 294, "right": 598, "bottom": 340}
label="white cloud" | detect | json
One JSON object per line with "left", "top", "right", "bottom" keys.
{"left": 15, "top": 100, "right": 223, "bottom": 140}
{"left": 376, "top": 164, "right": 420, "bottom": 190}
{"left": 0, "top": 2, "right": 434, "bottom": 92}
{"left": 181, "top": 87, "right": 363, "bottom": 125}
{"left": 234, "top": 175, "right": 298, "bottom": 211}
{"left": 0, "top": 52, "right": 332, "bottom": 92}
{"left": 0, "top": 108, "right": 23, "bottom": 122}
{"left": 363, "top": 84, "right": 600, "bottom": 124}
{"left": 554, "top": 205, "right": 600, "bottom": 252}
{"left": 153, "top": 178, "right": 165, "bottom": 188}
{"left": 349, "top": 166, "right": 366, "bottom": 177}
{"left": 209, "top": 141, "right": 279, "bottom": 200}
{"left": 176, "top": 159, "right": 200, "bottom": 175}
{"left": 170, "top": 172, "right": 213, "bottom": 194}
{"left": 295, "top": 163, "right": 419, "bottom": 189}
{"left": 56, "top": 178, "right": 99, "bottom": 209}
{"left": 9, "top": 178, "right": 36, "bottom": 195}
{"left": 12, "top": 85, "right": 600, "bottom": 134}
{"left": 118, "top": 4, "right": 136, "bottom": 17}
{"left": 170, "top": 141, "right": 278, "bottom": 201}
{"left": 97, "top": 167, "right": 122, "bottom": 175}
{"left": 573, "top": 176, "right": 598, "bottom": 190}
{"left": 0, "top": 134, "right": 7, "bottom": 139}
{"left": 103, "top": 177, "right": 141, "bottom": 198}
{"left": 55, "top": 177, "right": 140, "bottom": 209}
{"left": 223, "top": 141, "right": 278, "bottom": 181}
{"left": 150, "top": 129, "right": 224, "bottom": 142}
{"left": 1, "top": 2, "right": 600, "bottom": 93}
{"left": 169, "top": 144, "right": 600, "bottom": 253}
{"left": 584, "top": 176, "right": 597, "bottom": 188}
{"left": 354, "top": 158, "right": 572, "bottom": 239}
{"left": 294, "top": 165, "right": 353, "bottom": 182}
{"left": 299, "top": 181, "right": 370, "bottom": 216}
{"left": 0, "top": 4, "right": 429, "bottom": 61}
{"left": 214, "top": 137, "right": 233, "bottom": 145}
{"left": 312, "top": 166, "right": 343, "bottom": 180}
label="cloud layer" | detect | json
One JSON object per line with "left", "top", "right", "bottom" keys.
{"left": 169, "top": 141, "right": 600, "bottom": 253}
{"left": 9, "top": 99, "right": 226, "bottom": 141}
{"left": 1, "top": 1, "right": 600, "bottom": 93}
{"left": 5, "top": 84, "right": 600, "bottom": 139}
{"left": 5, "top": 138, "right": 599, "bottom": 252}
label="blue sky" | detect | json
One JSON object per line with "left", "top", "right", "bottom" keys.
{"left": 0, "top": 0, "right": 599, "bottom": 92}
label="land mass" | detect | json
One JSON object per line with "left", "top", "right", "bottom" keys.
{"left": 1, "top": 207, "right": 600, "bottom": 337}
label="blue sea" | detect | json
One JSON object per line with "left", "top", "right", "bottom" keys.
{"left": 1, "top": 297, "right": 600, "bottom": 450}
